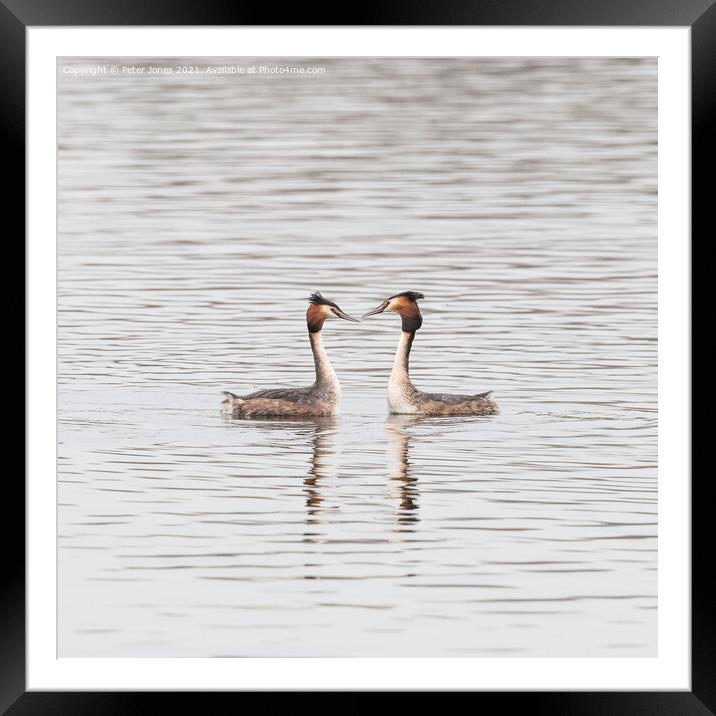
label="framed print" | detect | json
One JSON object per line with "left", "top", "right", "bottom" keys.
{"left": 9, "top": 0, "right": 706, "bottom": 710}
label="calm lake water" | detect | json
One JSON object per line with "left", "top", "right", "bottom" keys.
{"left": 57, "top": 57, "right": 657, "bottom": 657}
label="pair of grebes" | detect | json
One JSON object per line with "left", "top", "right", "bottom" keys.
{"left": 221, "top": 291, "right": 497, "bottom": 418}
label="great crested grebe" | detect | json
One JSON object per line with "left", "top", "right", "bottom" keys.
{"left": 363, "top": 291, "right": 498, "bottom": 416}
{"left": 221, "top": 292, "right": 359, "bottom": 418}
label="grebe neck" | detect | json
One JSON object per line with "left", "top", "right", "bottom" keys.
{"left": 390, "top": 330, "right": 415, "bottom": 385}
{"left": 309, "top": 329, "right": 340, "bottom": 393}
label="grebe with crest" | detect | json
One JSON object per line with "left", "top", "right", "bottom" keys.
{"left": 221, "top": 292, "right": 359, "bottom": 418}
{"left": 363, "top": 291, "right": 497, "bottom": 416}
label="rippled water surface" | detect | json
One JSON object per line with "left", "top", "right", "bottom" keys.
{"left": 58, "top": 57, "right": 657, "bottom": 657}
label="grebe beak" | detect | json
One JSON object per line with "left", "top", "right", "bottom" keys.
{"left": 362, "top": 302, "right": 386, "bottom": 318}
{"left": 336, "top": 309, "right": 360, "bottom": 323}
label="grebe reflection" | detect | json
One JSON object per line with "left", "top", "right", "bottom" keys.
{"left": 384, "top": 415, "right": 422, "bottom": 526}
{"left": 221, "top": 415, "right": 338, "bottom": 532}
{"left": 303, "top": 416, "right": 338, "bottom": 528}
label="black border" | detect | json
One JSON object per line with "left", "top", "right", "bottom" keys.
{"left": 7, "top": 1, "right": 706, "bottom": 711}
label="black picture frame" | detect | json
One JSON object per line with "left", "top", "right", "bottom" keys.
{"left": 6, "top": 1, "right": 705, "bottom": 711}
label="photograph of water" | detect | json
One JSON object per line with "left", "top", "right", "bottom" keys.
{"left": 57, "top": 57, "right": 657, "bottom": 657}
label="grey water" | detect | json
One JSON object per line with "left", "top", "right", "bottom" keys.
{"left": 57, "top": 57, "right": 657, "bottom": 657}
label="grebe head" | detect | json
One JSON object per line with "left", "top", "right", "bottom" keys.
{"left": 363, "top": 291, "right": 424, "bottom": 332}
{"left": 307, "top": 291, "right": 360, "bottom": 333}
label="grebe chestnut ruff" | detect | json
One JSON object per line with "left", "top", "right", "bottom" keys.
{"left": 221, "top": 292, "right": 359, "bottom": 418}
{"left": 363, "top": 291, "right": 498, "bottom": 416}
